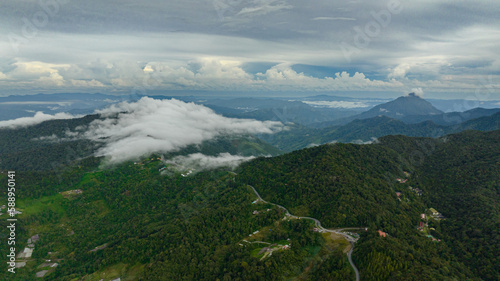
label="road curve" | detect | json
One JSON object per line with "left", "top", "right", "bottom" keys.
{"left": 348, "top": 244, "right": 360, "bottom": 281}
{"left": 247, "top": 184, "right": 362, "bottom": 280}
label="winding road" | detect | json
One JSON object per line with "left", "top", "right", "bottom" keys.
{"left": 247, "top": 184, "right": 362, "bottom": 281}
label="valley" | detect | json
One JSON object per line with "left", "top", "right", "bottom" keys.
{"left": 0, "top": 94, "right": 498, "bottom": 280}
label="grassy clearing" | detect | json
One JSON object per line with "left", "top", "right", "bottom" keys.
{"left": 322, "top": 232, "right": 350, "bottom": 253}
{"left": 81, "top": 263, "right": 131, "bottom": 281}
{"left": 16, "top": 194, "right": 66, "bottom": 217}
{"left": 250, "top": 247, "right": 266, "bottom": 259}
{"left": 60, "top": 189, "right": 83, "bottom": 199}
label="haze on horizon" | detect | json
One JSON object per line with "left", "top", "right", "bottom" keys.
{"left": 0, "top": 0, "right": 499, "bottom": 100}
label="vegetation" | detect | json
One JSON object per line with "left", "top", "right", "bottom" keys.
{"left": 0, "top": 114, "right": 498, "bottom": 280}
{"left": 262, "top": 112, "right": 500, "bottom": 152}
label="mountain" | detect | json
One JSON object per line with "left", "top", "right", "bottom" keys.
{"left": 401, "top": 107, "right": 500, "bottom": 125}
{"left": 311, "top": 94, "right": 500, "bottom": 129}
{"left": 202, "top": 98, "right": 359, "bottom": 126}
{"left": 427, "top": 98, "right": 500, "bottom": 112}
{"left": 378, "top": 131, "right": 500, "bottom": 280}
{"left": 356, "top": 93, "right": 443, "bottom": 119}
{"left": 0, "top": 112, "right": 498, "bottom": 280}
{"left": 322, "top": 116, "right": 447, "bottom": 142}
{"left": 239, "top": 130, "right": 500, "bottom": 280}
{"left": 450, "top": 110, "right": 500, "bottom": 131}
{"left": 310, "top": 93, "right": 444, "bottom": 128}
{"left": 262, "top": 112, "right": 500, "bottom": 151}
{"left": 327, "top": 111, "right": 500, "bottom": 143}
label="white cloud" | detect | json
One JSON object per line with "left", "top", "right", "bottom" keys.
{"left": 70, "top": 79, "right": 105, "bottom": 87}
{"left": 0, "top": 112, "right": 81, "bottom": 129}
{"left": 259, "top": 65, "right": 403, "bottom": 91}
{"left": 410, "top": 88, "right": 425, "bottom": 97}
{"left": 10, "top": 61, "right": 70, "bottom": 79}
{"left": 301, "top": 100, "right": 370, "bottom": 109}
{"left": 37, "top": 72, "right": 65, "bottom": 87}
{"left": 351, "top": 137, "right": 378, "bottom": 145}
{"left": 167, "top": 153, "right": 255, "bottom": 171}
{"left": 32, "top": 134, "right": 61, "bottom": 142}
{"left": 79, "top": 97, "right": 282, "bottom": 164}
{"left": 312, "top": 17, "right": 355, "bottom": 21}
{"left": 388, "top": 63, "right": 411, "bottom": 79}
{"left": 236, "top": 0, "right": 292, "bottom": 17}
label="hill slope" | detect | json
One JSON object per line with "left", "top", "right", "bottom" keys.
{"left": 240, "top": 130, "right": 499, "bottom": 280}
{"left": 0, "top": 113, "right": 497, "bottom": 280}
{"left": 262, "top": 112, "right": 500, "bottom": 151}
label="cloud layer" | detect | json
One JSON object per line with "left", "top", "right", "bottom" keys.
{"left": 0, "top": 111, "right": 81, "bottom": 129}
{"left": 0, "top": 1, "right": 499, "bottom": 98}
{"left": 167, "top": 153, "right": 255, "bottom": 171}
{"left": 79, "top": 97, "right": 281, "bottom": 164}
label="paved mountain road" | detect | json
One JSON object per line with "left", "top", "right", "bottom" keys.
{"left": 247, "top": 184, "right": 362, "bottom": 281}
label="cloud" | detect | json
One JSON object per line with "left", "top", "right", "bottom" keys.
{"left": 0, "top": 111, "right": 81, "bottom": 129}
{"left": 166, "top": 152, "right": 255, "bottom": 171}
{"left": 301, "top": 100, "right": 370, "bottom": 109}
{"left": 236, "top": 0, "right": 293, "bottom": 17}
{"left": 351, "top": 137, "right": 378, "bottom": 145}
{"left": 410, "top": 88, "right": 425, "bottom": 97}
{"left": 70, "top": 79, "right": 106, "bottom": 88}
{"left": 312, "top": 17, "right": 356, "bottom": 21}
{"left": 78, "top": 97, "right": 282, "bottom": 164}
{"left": 388, "top": 63, "right": 412, "bottom": 79}
{"left": 0, "top": 0, "right": 499, "bottom": 99}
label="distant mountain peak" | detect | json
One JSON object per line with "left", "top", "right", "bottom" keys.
{"left": 357, "top": 93, "right": 443, "bottom": 120}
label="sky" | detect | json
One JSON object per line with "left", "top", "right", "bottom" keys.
{"left": 1, "top": 0, "right": 500, "bottom": 99}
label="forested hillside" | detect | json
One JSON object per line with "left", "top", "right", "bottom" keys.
{"left": 0, "top": 128, "right": 497, "bottom": 280}
{"left": 262, "top": 112, "right": 500, "bottom": 151}
{"left": 382, "top": 131, "right": 500, "bottom": 280}
{"left": 241, "top": 130, "right": 499, "bottom": 280}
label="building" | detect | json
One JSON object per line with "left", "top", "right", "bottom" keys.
{"left": 377, "top": 230, "right": 387, "bottom": 237}
{"left": 429, "top": 208, "right": 439, "bottom": 216}
{"left": 414, "top": 188, "right": 423, "bottom": 195}
{"left": 31, "top": 234, "right": 40, "bottom": 243}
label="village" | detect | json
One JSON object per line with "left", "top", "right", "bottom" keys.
{"left": 11, "top": 233, "right": 61, "bottom": 278}
{"left": 376, "top": 172, "right": 445, "bottom": 243}
{"left": 240, "top": 203, "right": 292, "bottom": 260}
{"left": 416, "top": 208, "right": 445, "bottom": 242}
